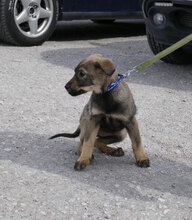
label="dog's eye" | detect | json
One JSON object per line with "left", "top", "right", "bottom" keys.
{"left": 78, "top": 71, "right": 86, "bottom": 78}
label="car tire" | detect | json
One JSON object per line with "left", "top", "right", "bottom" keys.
{"left": 146, "top": 31, "right": 192, "bottom": 64}
{"left": 91, "top": 19, "right": 116, "bottom": 24}
{"left": 0, "top": 0, "right": 59, "bottom": 46}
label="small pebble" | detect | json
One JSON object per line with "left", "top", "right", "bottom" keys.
{"left": 40, "top": 211, "right": 46, "bottom": 215}
{"left": 163, "top": 209, "right": 170, "bottom": 214}
{"left": 4, "top": 148, "right": 11, "bottom": 152}
{"left": 158, "top": 198, "right": 165, "bottom": 202}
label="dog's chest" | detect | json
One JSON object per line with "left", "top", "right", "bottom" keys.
{"left": 100, "top": 115, "right": 125, "bottom": 132}
{"left": 92, "top": 92, "right": 123, "bottom": 114}
{"left": 91, "top": 93, "right": 126, "bottom": 132}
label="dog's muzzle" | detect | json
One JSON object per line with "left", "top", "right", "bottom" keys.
{"left": 65, "top": 83, "right": 86, "bottom": 96}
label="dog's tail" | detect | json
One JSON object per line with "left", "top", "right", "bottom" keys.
{"left": 49, "top": 126, "right": 80, "bottom": 139}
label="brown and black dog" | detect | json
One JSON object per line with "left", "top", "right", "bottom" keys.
{"left": 50, "top": 54, "right": 150, "bottom": 170}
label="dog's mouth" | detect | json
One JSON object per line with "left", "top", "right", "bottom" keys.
{"left": 67, "top": 89, "right": 87, "bottom": 96}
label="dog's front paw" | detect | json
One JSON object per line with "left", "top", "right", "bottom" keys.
{"left": 136, "top": 158, "right": 150, "bottom": 168}
{"left": 110, "top": 147, "right": 124, "bottom": 157}
{"left": 74, "top": 159, "right": 91, "bottom": 171}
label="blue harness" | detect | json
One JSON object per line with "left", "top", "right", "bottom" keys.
{"left": 106, "top": 75, "right": 124, "bottom": 93}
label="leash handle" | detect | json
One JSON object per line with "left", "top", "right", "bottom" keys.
{"left": 124, "top": 33, "right": 192, "bottom": 78}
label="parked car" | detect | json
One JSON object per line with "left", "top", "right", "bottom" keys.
{"left": 0, "top": 0, "right": 142, "bottom": 46}
{"left": 142, "top": 0, "right": 192, "bottom": 64}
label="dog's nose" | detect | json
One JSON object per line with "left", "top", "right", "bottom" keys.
{"left": 65, "top": 83, "right": 70, "bottom": 91}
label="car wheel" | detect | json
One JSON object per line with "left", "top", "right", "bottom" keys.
{"left": 146, "top": 31, "right": 192, "bottom": 64}
{"left": 0, "top": 0, "right": 59, "bottom": 46}
{"left": 91, "top": 19, "right": 116, "bottom": 24}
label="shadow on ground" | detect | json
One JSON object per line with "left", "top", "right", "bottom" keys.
{"left": 41, "top": 39, "right": 192, "bottom": 91}
{"left": 50, "top": 20, "right": 145, "bottom": 41}
{"left": 1, "top": 131, "right": 192, "bottom": 200}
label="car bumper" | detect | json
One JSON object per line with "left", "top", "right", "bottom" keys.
{"left": 145, "top": 1, "right": 192, "bottom": 46}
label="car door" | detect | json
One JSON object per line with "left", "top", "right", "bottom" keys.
{"left": 62, "top": 0, "right": 141, "bottom": 12}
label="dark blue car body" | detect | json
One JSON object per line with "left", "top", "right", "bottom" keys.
{"left": 58, "top": 0, "right": 142, "bottom": 20}
{"left": 61, "top": 0, "right": 141, "bottom": 12}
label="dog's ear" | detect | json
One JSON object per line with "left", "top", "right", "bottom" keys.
{"left": 94, "top": 58, "right": 115, "bottom": 76}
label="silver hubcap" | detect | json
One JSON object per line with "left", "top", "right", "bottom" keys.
{"left": 14, "top": 0, "right": 53, "bottom": 38}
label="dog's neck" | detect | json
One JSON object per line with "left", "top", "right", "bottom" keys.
{"left": 102, "top": 72, "right": 120, "bottom": 93}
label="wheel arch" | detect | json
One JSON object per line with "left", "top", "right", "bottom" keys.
{"left": 141, "top": 0, "right": 147, "bottom": 18}
{"left": 57, "top": 0, "right": 63, "bottom": 20}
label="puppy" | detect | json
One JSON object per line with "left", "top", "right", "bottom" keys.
{"left": 50, "top": 54, "right": 150, "bottom": 170}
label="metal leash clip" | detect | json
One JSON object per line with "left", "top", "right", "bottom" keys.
{"left": 122, "top": 66, "right": 138, "bottom": 78}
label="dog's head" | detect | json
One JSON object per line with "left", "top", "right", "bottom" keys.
{"left": 65, "top": 54, "right": 116, "bottom": 96}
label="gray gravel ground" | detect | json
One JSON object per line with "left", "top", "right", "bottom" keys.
{"left": 0, "top": 21, "right": 192, "bottom": 220}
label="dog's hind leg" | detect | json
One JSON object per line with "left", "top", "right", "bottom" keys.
{"left": 95, "top": 129, "right": 126, "bottom": 157}
{"left": 95, "top": 140, "right": 125, "bottom": 157}
{"left": 126, "top": 117, "right": 150, "bottom": 168}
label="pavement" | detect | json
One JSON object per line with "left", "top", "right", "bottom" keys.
{"left": 0, "top": 20, "right": 192, "bottom": 220}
